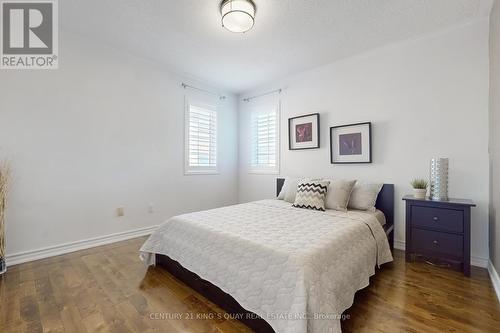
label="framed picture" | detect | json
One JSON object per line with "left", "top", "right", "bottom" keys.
{"left": 330, "top": 122, "right": 372, "bottom": 164}
{"left": 288, "top": 113, "right": 320, "bottom": 150}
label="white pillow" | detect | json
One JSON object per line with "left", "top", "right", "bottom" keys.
{"left": 348, "top": 182, "right": 383, "bottom": 212}
{"left": 324, "top": 179, "right": 357, "bottom": 211}
{"left": 279, "top": 177, "right": 308, "bottom": 203}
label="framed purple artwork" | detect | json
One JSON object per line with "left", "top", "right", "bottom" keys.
{"left": 288, "top": 113, "right": 320, "bottom": 150}
{"left": 330, "top": 122, "right": 371, "bottom": 163}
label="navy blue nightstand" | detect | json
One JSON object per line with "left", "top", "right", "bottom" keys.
{"left": 402, "top": 195, "right": 476, "bottom": 276}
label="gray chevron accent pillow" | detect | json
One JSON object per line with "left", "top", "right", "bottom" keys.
{"left": 292, "top": 180, "right": 330, "bottom": 211}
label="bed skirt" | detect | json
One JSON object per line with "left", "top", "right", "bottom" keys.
{"left": 155, "top": 253, "right": 275, "bottom": 332}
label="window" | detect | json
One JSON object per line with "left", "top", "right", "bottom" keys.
{"left": 250, "top": 103, "right": 280, "bottom": 173}
{"left": 185, "top": 98, "right": 218, "bottom": 174}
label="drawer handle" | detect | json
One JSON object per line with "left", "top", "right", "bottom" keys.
{"left": 433, "top": 240, "right": 439, "bottom": 245}
{"left": 433, "top": 216, "right": 439, "bottom": 221}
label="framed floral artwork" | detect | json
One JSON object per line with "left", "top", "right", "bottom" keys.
{"left": 330, "top": 122, "right": 372, "bottom": 163}
{"left": 288, "top": 113, "right": 320, "bottom": 150}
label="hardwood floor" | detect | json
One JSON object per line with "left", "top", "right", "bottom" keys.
{"left": 1, "top": 237, "right": 499, "bottom": 333}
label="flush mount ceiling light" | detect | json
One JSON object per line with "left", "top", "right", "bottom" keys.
{"left": 220, "top": 0, "right": 256, "bottom": 33}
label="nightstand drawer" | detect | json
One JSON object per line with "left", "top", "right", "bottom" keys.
{"left": 411, "top": 228, "right": 463, "bottom": 257}
{"left": 411, "top": 206, "right": 463, "bottom": 233}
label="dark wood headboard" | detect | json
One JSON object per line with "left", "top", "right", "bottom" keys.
{"left": 375, "top": 183, "right": 394, "bottom": 229}
{"left": 276, "top": 178, "right": 394, "bottom": 246}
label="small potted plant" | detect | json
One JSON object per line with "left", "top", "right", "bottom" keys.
{"left": 410, "top": 178, "right": 428, "bottom": 200}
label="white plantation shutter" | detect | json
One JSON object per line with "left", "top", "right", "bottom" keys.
{"left": 250, "top": 103, "right": 279, "bottom": 173}
{"left": 185, "top": 97, "right": 218, "bottom": 174}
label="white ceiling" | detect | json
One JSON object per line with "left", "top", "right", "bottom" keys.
{"left": 62, "top": 0, "right": 492, "bottom": 94}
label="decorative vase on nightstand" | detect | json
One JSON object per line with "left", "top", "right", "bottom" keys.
{"left": 0, "top": 162, "right": 10, "bottom": 275}
{"left": 430, "top": 157, "right": 449, "bottom": 201}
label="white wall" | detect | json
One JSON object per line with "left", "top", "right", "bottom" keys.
{"left": 490, "top": 0, "right": 500, "bottom": 271}
{"left": 0, "top": 31, "right": 239, "bottom": 258}
{"left": 239, "top": 20, "right": 490, "bottom": 264}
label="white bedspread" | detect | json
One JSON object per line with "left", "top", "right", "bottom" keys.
{"left": 140, "top": 199, "right": 393, "bottom": 333}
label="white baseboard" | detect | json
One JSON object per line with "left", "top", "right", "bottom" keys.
{"left": 488, "top": 261, "right": 500, "bottom": 303}
{"left": 471, "top": 256, "right": 489, "bottom": 268}
{"left": 6, "top": 225, "right": 158, "bottom": 266}
{"left": 392, "top": 239, "right": 488, "bottom": 268}
{"left": 394, "top": 239, "right": 405, "bottom": 251}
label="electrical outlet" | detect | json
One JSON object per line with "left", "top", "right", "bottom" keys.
{"left": 116, "top": 207, "right": 124, "bottom": 217}
{"left": 148, "top": 203, "right": 154, "bottom": 213}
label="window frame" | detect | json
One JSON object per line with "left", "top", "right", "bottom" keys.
{"left": 184, "top": 95, "right": 219, "bottom": 175}
{"left": 249, "top": 100, "right": 280, "bottom": 175}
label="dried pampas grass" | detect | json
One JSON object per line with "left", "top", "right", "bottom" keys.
{"left": 0, "top": 161, "right": 10, "bottom": 260}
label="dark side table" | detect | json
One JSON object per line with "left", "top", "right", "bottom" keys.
{"left": 402, "top": 195, "right": 475, "bottom": 276}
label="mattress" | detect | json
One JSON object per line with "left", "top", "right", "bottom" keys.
{"left": 140, "top": 199, "right": 393, "bottom": 333}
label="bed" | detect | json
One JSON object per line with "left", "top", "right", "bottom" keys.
{"left": 140, "top": 179, "right": 394, "bottom": 333}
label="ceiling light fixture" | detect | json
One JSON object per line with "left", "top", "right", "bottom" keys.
{"left": 220, "top": 0, "right": 256, "bottom": 33}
